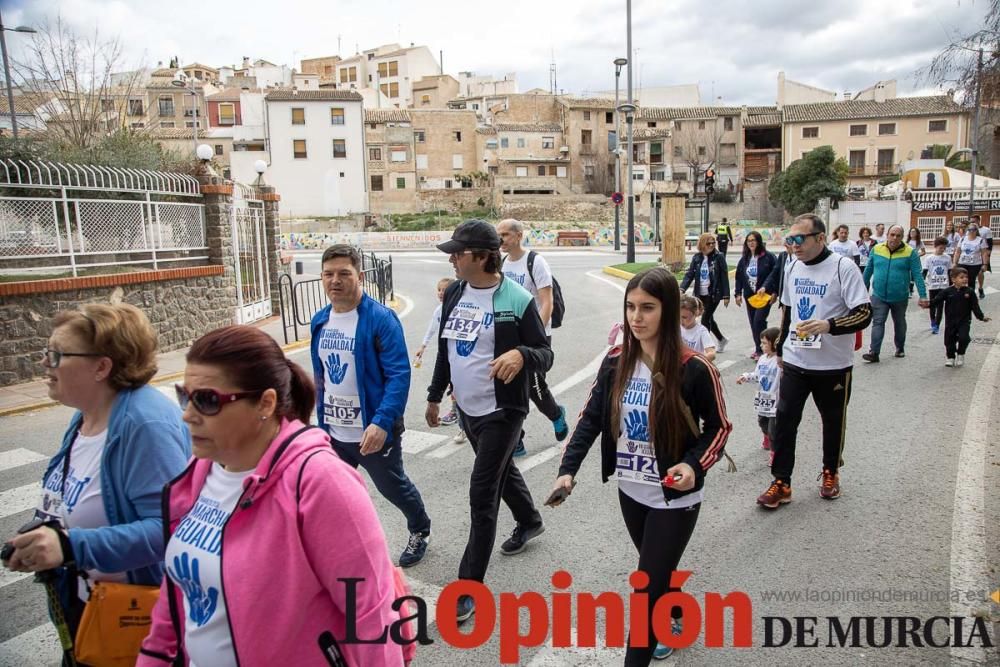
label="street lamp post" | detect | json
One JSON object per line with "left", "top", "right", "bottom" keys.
{"left": 967, "top": 48, "right": 983, "bottom": 220}
{"left": 613, "top": 57, "right": 627, "bottom": 252}
{"left": 624, "top": 0, "right": 636, "bottom": 263}
{"left": 0, "top": 11, "right": 37, "bottom": 140}
{"left": 172, "top": 70, "right": 199, "bottom": 154}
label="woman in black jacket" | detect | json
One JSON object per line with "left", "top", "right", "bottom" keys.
{"left": 733, "top": 231, "right": 777, "bottom": 359}
{"left": 679, "top": 233, "right": 730, "bottom": 351}
{"left": 549, "top": 268, "right": 732, "bottom": 665}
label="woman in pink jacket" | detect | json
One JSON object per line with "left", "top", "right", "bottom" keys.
{"left": 139, "top": 325, "right": 407, "bottom": 666}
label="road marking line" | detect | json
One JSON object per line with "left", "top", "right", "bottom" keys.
{"left": 517, "top": 445, "right": 562, "bottom": 474}
{"left": 585, "top": 270, "right": 627, "bottom": 293}
{"left": 426, "top": 441, "right": 467, "bottom": 459}
{"left": 550, "top": 349, "right": 608, "bottom": 397}
{"left": 396, "top": 292, "right": 414, "bottom": 320}
{"left": 527, "top": 629, "right": 625, "bottom": 665}
{"left": 417, "top": 259, "right": 446, "bottom": 264}
{"left": 0, "top": 568, "right": 33, "bottom": 589}
{"left": 0, "top": 483, "right": 40, "bottom": 520}
{"left": 406, "top": 577, "right": 443, "bottom": 627}
{"left": 401, "top": 430, "right": 448, "bottom": 454}
{"left": 0, "top": 448, "right": 47, "bottom": 473}
{"left": 716, "top": 359, "right": 737, "bottom": 371}
{"left": 949, "top": 339, "right": 998, "bottom": 666}
{"left": 0, "top": 624, "right": 62, "bottom": 667}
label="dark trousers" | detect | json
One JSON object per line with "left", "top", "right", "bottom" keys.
{"left": 718, "top": 240, "right": 729, "bottom": 257}
{"left": 332, "top": 436, "right": 431, "bottom": 535}
{"left": 929, "top": 289, "right": 945, "bottom": 326}
{"left": 745, "top": 301, "right": 772, "bottom": 354}
{"left": 944, "top": 319, "right": 972, "bottom": 358}
{"left": 771, "top": 364, "right": 853, "bottom": 483}
{"left": 958, "top": 264, "right": 982, "bottom": 288}
{"left": 618, "top": 491, "right": 701, "bottom": 667}
{"left": 528, "top": 335, "right": 561, "bottom": 422}
{"left": 458, "top": 408, "right": 541, "bottom": 583}
{"left": 757, "top": 414, "right": 776, "bottom": 439}
{"left": 698, "top": 294, "right": 725, "bottom": 341}
{"left": 869, "top": 295, "right": 908, "bottom": 355}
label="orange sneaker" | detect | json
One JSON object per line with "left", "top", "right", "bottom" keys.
{"left": 819, "top": 469, "right": 840, "bottom": 499}
{"left": 756, "top": 480, "right": 791, "bottom": 509}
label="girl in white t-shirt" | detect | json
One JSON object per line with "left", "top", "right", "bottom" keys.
{"left": 679, "top": 295, "right": 717, "bottom": 362}
{"left": 414, "top": 278, "right": 464, "bottom": 439}
{"left": 737, "top": 327, "right": 780, "bottom": 466}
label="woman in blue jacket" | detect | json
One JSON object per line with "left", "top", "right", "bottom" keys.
{"left": 680, "top": 233, "right": 731, "bottom": 351}
{"left": 3, "top": 304, "right": 190, "bottom": 659}
{"left": 734, "top": 231, "right": 777, "bottom": 359}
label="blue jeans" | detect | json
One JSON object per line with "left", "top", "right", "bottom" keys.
{"left": 869, "top": 295, "right": 908, "bottom": 355}
{"left": 333, "top": 435, "right": 431, "bottom": 535}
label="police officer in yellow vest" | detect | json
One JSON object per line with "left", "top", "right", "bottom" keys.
{"left": 716, "top": 218, "right": 734, "bottom": 256}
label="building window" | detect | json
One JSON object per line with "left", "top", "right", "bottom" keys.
{"left": 390, "top": 149, "right": 407, "bottom": 162}
{"left": 127, "top": 99, "right": 144, "bottom": 116}
{"left": 647, "top": 121, "right": 657, "bottom": 128}
{"left": 160, "top": 121, "right": 175, "bottom": 128}
{"left": 453, "top": 131, "right": 462, "bottom": 142}
{"left": 218, "top": 103, "right": 236, "bottom": 126}
{"left": 486, "top": 139, "right": 498, "bottom": 149}
{"left": 609, "top": 131, "right": 617, "bottom": 151}
{"left": 293, "top": 139, "right": 307, "bottom": 158}
{"left": 130, "top": 122, "right": 144, "bottom": 129}
{"left": 185, "top": 121, "right": 198, "bottom": 128}
{"left": 378, "top": 61, "right": 399, "bottom": 77}
{"left": 698, "top": 146, "right": 706, "bottom": 156}
{"left": 371, "top": 175, "right": 383, "bottom": 191}
{"left": 452, "top": 154, "right": 463, "bottom": 169}
{"left": 415, "top": 130, "right": 426, "bottom": 142}
{"left": 605, "top": 111, "right": 614, "bottom": 124}
{"left": 650, "top": 142, "right": 663, "bottom": 163}
{"left": 878, "top": 122, "right": 897, "bottom": 135}
{"left": 724, "top": 116, "right": 734, "bottom": 131}
{"left": 332, "top": 139, "right": 347, "bottom": 158}
{"left": 517, "top": 137, "right": 526, "bottom": 148}
{"left": 672, "top": 172, "right": 688, "bottom": 181}
{"left": 542, "top": 136, "right": 554, "bottom": 149}
{"left": 538, "top": 165, "right": 546, "bottom": 176}
{"left": 396, "top": 177, "right": 406, "bottom": 189}
{"left": 421, "top": 95, "right": 431, "bottom": 105}
{"left": 633, "top": 172, "right": 644, "bottom": 180}
{"left": 339, "top": 66, "right": 357, "bottom": 83}
{"left": 379, "top": 82, "right": 400, "bottom": 97}
{"left": 848, "top": 149, "right": 866, "bottom": 174}
{"left": 849, "top": 124, "right": 867, "bottom": 137}
{"left": 291, "top": 108, "right": 305, "bottom": 125}
{"left": 673, "top": 146, "right": 682, "bottom": 157}
{"left": 500, "top": 137, "right": 509, "bottom": 148}
{"left": 516, "top": 166, "right": 528, "bottom": 177}
{"left": 214, "top": 144, "right": 223, "bottom": 156}
{"left": 158, "top": 96, "right": 174, "bottom": 117}
{"left": 877, "top": 148, "right": 895, "bottom": 173}
{"left": 584, "top": 165, "right": 595, "bottom": 177}
{"left": 802, "top": 126, "right": 819, "bottom": 138}
{"left": 581, "top": 129, "right": 592, "bottom": 144}
{"left": 330, "top": 107, "right": 345, "bottom": 125}
{"left": 698, "top": 120, "right": 706, "bottom": 130}
{"left": 675, "top": 121, "right": 682, "bottom": 130}
{"left": 445, "top": 179, "right": 453, "bottom": 188}
{"left": 369, "top": 147, "right": 382, "bottom": 161}
{"left": 101, "top": 98, "right": 115, "bottom": 112}
{"left": 928, "top": 119, "right": 947, "bottom": 132}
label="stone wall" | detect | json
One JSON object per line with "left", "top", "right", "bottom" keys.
{"left": 0, "top": 267, "right": 233, "bottom": 386}
{"left": 415, "top": 187, "right": 490, "bottom": 212}
{"left": 499, "top": 195, "right": 614, "bottom": 223}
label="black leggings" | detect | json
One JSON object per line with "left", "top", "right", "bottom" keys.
{"left": 618, "top": 490, "right": 701, "bottom": 666}
{"left": 958, "top": 264, "right": 982, "bottom": 288}
{"left": 698, "top": 294, "right": 725, "bottom": 341}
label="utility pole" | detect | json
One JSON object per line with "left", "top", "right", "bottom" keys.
{"left": 613, "top": 58, "right": 627, "bottom": 251}
{"left": 967, "top": 47, "right": 983, "bottom": 219}
{"left": 625, "top": 0, "right": 635, "bottom": 263}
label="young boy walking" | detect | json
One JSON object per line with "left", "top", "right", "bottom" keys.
{"left": 930, "top": 267, "right": 991, "bottom": 367}
{"left": 924, "top": 236, "right": 953, "bottom": 335}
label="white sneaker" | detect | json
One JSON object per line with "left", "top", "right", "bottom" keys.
{"left": 956, "top": 355, "right": 964, "bottom": 367}
{"left": 945, "top": 358, "right": 954, "bottom": 367}
{"left": 717, "top": 337, "right": 729, "bottom": 353}
{"left": 453, "top": 431, "right": 467, "bottom": 443}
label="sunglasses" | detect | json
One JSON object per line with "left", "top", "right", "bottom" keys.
{"left": 175, "top": 384, "right": 262, "bottom": 416}
{"left": 42, "top": 348, "right": 103, "bottom": 368}
{"left": 784, "top": 232, "right": 822, "bottom": 246}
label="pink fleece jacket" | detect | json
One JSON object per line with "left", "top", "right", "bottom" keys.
{"left": 138, "top": 419, "right": 406, "bottom": 666}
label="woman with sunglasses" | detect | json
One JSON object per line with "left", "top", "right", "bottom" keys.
{"left": 679, "top": 233, "right": 731, "bottom": 352}
{"left": 3, "top": 304, "right": 190, "bottom": 664}
{"left": 734, "top": 231, "right": 777, "bottom": 359}
{"left": 140, "top": 325, "right": 408, "bottom": 666}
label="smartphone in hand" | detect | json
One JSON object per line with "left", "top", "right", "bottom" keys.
{"left": 545, "top": 480, "right": 577, "bottom": 507}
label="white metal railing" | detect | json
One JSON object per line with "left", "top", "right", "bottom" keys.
{"left": 910, "top": 188, "right": 1000, "bottom": 202}
{"left": 0, "top": 159, "right": 201, "bottom": 196}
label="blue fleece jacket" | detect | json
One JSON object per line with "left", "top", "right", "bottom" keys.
{"left": 43, "top": 384, "right": 190, "bottom": 586}
{"left": 310, "top": 293, "right": 411, "bottom": 444}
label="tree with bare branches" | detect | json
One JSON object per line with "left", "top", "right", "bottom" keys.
{"left": 918, "top": 0, "right": 998, "bottom": 104}
{"left": 673, "top": 118, "right": 724, "bottom": 193}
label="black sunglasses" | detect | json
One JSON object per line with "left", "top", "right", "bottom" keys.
{"left": 42, "top": 348, "right": 103, "bottom": 368}
{"left": 784, "top": 232, "right": 822, "bottom": 246}
{"left": 175, "top": 384, "right": 262, "bottom": 416}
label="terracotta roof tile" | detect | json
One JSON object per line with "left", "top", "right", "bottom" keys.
{"left": 364, "top": 109, "right": 411, "bottom": 123}
{"left": 494, "top": 122, "right": 562, "bottom": 133}
{"left": 265, "top": 89, "right": 363, "bottom": 102}
{"left": 639, "top": 106, "right": 742, "bottom": 120}
{"left": 782, "top": 96, "right": 965, "bottom": 122}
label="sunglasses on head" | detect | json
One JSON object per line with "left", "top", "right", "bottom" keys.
{"left": 175, "top": 384, "right": 262, "bottom": 416}
{"left": 784, "top": 232, "right": 822, "bottom": 246}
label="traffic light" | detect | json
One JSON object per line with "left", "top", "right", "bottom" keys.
{"left": 704, "top": 169, "right": 716, "bottom": 195}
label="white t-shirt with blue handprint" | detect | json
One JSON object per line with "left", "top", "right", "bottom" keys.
{"left": 319, "top": 308, "right": 364, "bottom": 443}
{"left": 697, "top": 255, "right": 712, "bottom": 296}
{"left": 615, "top": 361, "right": 703, "bottom": 510}
{"left": 445, "top": 284, "right": 498, "bottom": 417}
{"left": 165, "top": 463, "right": 251, "bottom": 667}
{"left": 924, "top": 254, "right": 951, "bottom": 290}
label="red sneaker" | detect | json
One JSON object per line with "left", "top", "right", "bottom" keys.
{"left": 818, "top": 469, "right": 841, "bottom": 499}
{"left": 761, "top": 435, "right": 771, "bottom": 450}
{"left": 756, "top": 480, "right": 791, "bottom": 509}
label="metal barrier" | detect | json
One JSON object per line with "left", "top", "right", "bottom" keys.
{"left": 278, "top": 250, "right": 394, "bottom": 344}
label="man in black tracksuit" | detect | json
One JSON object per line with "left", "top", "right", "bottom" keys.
{"left": 930, "top": 268, "right": 991, "bottom": 366}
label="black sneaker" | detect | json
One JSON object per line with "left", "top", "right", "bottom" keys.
{"left": 862, "top": 353, "right": 880, "bottom": 363}
{"left": 456, "top": 594, "right": 475, "bottom": 623}
{"left": 398, "top": 531, "right": 430, "bottom": 568}
{"left": 500, "top": 522, "right": 544, "bottom": 555}
{"left": 979, "top": 288, "right": 986, "bottom": 299}
{"left": 894, "top": 350, "right": 905, "bottom": 358}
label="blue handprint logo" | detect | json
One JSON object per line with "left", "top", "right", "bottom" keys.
{"left": 624, "top": 409, "right": 650, "bottom": 441}
{"left": 934, "top": 266, "right": 945, "bottom": 276}
{"left": 168, "top": 552, "right": 219, "bottom": 627}
{"left": 797, "top": 296, "right": 816, "bottom": 321}
{"left": 325, "top": 354, "right": 349, "bottom": 385}
{"left": 759, "top": 370, "right": 774, "bottom": 392}
{"left": 747, "top": 264, "right": 758, "bottom": 278}
{"left": 456, "top": 338, "right": 477, "bottom": 357}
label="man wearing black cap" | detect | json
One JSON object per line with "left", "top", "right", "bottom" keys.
{"left": 425, "top": 219, "right": 552, "bottom": 624}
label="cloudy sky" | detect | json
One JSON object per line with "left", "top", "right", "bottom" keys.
{"left": 1, "top": 0, "right": 988, "bottom": 104}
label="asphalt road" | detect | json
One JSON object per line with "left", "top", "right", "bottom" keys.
{"left": 1, "top": 248, "right": 997, "bottom": 666}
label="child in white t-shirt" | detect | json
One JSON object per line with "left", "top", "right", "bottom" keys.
{"left": 737, "top": 327, "right": 780, "bottom": 465}
{"left": 924, "top": 236, "right": 952, "bottom": 335}
{"left": 414, "top": 278, "right": 463, "bottom": 438}
{"left": 680, "top": 295, "right": 717, "bottom": 362}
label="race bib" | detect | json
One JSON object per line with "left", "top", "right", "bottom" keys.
{"left": 323, "top": 395, "right": 362, "bottom": 427}
{"left": 615, "top": 439, "right": 661, "bottom": 486}
{"left": 442, "top": 307, "right": 484, "bottom": 341}
{"left": 960, "top": 252, "right": 977, "bottom": 265}
{"left": 790, "top": 330, "right": 822, "bottom": 349}
{"left": 927, "top": 268, "right": 949, "bottom": 289}
{"left": 754, "top": 392, "right": 777, "bottom": 417}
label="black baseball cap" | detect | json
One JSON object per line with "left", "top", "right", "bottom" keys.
{"left": 437, "top": 219, "right": 501, "bottom": 254}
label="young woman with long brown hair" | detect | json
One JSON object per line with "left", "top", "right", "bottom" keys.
{"left": 549, "top": 267, "right": 731, "bottom": 665}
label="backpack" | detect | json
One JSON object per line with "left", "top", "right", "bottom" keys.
{"left": 525, "top": 250, "right": 566, "bottom": 329}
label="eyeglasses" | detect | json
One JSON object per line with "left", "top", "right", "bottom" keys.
{"left": 42, "top": 348, "right": 102, "bottom": 368}
{"left": 784, "top": 232, "right": 822, "bottom": 246}
{"left": 175, "top": 384, "right": 262, "bottom": 416}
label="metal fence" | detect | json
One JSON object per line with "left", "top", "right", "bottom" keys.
{"left": 0, "top": 159, "right": 205, "bottom": 276}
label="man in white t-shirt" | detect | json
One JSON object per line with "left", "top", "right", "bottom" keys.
{"left": 756, "top": 214, "right": 872, "bottom": 510}
{"left": 497, "top": 219, "right": 569, "bottom": 456}
{"left": 828, "top": 224, "right": 861, "bottom": 266}
{"left": 872, "top": 223, "right": 887, "bottom": 244}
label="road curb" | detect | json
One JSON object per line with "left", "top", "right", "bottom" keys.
{"left": 0, "top": 338, "right": 315, "bottom": 418}
{"left": 602, "top": 266, "right": 636, "bottom": 280}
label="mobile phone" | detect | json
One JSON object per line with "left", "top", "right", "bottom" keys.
{"left": 544, "top": 480, "right": 576, "bottom": 507}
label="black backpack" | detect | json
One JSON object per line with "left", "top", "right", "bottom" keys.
{"left": 526, "top": 250, "right": 565, "bottom": 329}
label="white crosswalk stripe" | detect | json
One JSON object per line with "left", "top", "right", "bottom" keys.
{"left": 425, "top": 441, "right": 468, "bottom": 459}
{"left": 0, "top": 483, "right": 40, "bottom": 520}
{"left": 0, "top": 567, "right": 33, "bottom": 589}
{"left": 401, "top": 430, "right": 448, "bottom": 454}
{"left": 0, "top": 448, "right": 47, "bottom": 473}
{"left": 0, "top": 624, "right": 62, "bottom": 667}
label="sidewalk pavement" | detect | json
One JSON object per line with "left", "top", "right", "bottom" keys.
{"left": 0, "top": 316, "right": 310, "bottom": 418}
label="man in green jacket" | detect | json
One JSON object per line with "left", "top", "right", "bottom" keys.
{"left": 861, "top": 225, "right": 929, "bottom": 362}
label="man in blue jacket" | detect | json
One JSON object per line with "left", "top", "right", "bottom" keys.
{"left": 862, "top": 225, "right": 929, "bottom": 362}
{"left": 310, "top": 244, "right": 431, "bottom": 567}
